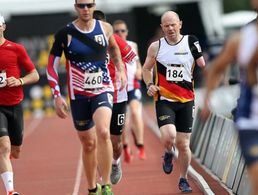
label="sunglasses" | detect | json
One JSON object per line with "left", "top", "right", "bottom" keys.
{"left": 76, "top": 3, "right": 95, "bottom": 9}
{"left": 114, "top": 29, "right": 127, "bottom": 33}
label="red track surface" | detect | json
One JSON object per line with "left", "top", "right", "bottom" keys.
{"left": 0, "top": 106, "right": 229, "bottom": 195}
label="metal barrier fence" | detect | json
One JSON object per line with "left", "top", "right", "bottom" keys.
{"left": 191, "top": 109, "right": 251, "bottom": 195}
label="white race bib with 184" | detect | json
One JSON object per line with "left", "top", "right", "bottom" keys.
{"left": 0, "top": 71, "right": 7, "bottom": 88}
{"left": 166, "top": 64, "right": 183, "bottom": 82}
{"left": 84, "top": 71, "right": 103, "bottom": 90}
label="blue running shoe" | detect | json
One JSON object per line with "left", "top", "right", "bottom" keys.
{"left": 162, "top": 151, "right": 173, "bottom": 174}
{"left": 179, "top": 178, "right": 192, "bottom": 193}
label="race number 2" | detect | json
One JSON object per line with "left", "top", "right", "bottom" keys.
{"left": 0, "top": 71, "right": 7, "bottom": 88}
{"left": 166, "top": 64, "right": 183, "bottom": 82}
{"left": 84, "top": 71, "right": 103, "bottom": 90}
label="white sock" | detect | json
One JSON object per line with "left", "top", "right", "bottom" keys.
{"left": 112, "top": 158, "right": 120, "bottom": 165}
{"left": 1, "top": 171, "right": 14, "bottom": 193}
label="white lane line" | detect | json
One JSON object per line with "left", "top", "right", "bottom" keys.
{"left": 24, "top": 116, "right": 43, "bottom": 139}
{"left": 143, "top": 109, "right": 215, "bottom": 195}
{"left": 72, "top": 148, "right": 83, "bottom": 195}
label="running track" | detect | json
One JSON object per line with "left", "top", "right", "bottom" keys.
{"left": 0, "top": 105, "right": 229, "bottom": 195}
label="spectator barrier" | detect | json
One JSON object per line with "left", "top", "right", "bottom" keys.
{"left": 192, "top": 85, "right": 251, "bottom": 194}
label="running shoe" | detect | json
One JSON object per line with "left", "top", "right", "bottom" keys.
{"left": 8, "top": 192, "right": 19, "bottom": 195}
{"left": 162, "top": 151, "right": 174, "bottom": 174}
{"left": 178, "top": 178, "right": 192, "bottom": 193}
{"left": 124, "top": 146, "right": 132, "bottom": 163}
{"left": 138, "top": 147, "right": 146, "bottom": 160}
{"left": 88, "top": 183, "right": 101, "bottom": 195}
{"left": 110, "top": 161, "right": 122, "bottom": 184}
{"left": 102, "top": 184, "right": 114, "bottom": 195}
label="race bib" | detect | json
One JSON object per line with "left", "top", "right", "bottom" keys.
{"left": 166, "top": 64, "right": 183, "bottom": 82}
{"left": 0, "top": 71, "right": 7, "bottom": 88}
{"left": 84, "top": 71, "right": 103, "bottom": 90}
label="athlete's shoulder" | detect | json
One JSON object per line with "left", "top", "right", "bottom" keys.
{"left": 186, "top": 34, "right": 201, "bottom": 48}
{"left": 148, "top": 40, "right": 159, "bottom": 56}
{"left": 99, "top": 20, "right": 113, "bottom": 38}
{"left": 53, "top": 23, "right": 72, "bottom": 38}
{"left": 4, "top": 39, "right": 20, "bottom": 48}
{"left": 5, "top": 40, "right": 27, "bottom": 53}
{"left": 99, "top": 20, "right": 112, "bottom": 31}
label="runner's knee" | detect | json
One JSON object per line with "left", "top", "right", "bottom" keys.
{"left": 97, "top": 128, "right": 110, "bottom": 141}
{"left": 0, "top": 140, "right": 11, "bottom": 157}
{"left": 176, "top": 140, "right": 190, "bottom": 152}
{"left": 81, "top": 139, "right": 97, "bottom": 152}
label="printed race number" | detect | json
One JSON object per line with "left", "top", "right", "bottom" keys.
{"left": 166, "top": 65, "right": 183, "bottom": 82}
{"left": 0, "top": 71, "right": 7, "bottom": 88}
{"left": 84, "top": 71, "right": 103, "bottom": 90}
{"left": 117, "top": 114, "right": 125, "bottom": 126}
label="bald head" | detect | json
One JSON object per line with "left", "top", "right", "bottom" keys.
{"left": 161, "top": 11, "right": 180, "bottom": 24}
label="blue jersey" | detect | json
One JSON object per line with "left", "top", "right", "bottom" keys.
{"left": 48, "top": 19, "right": 113, "bottom": 100}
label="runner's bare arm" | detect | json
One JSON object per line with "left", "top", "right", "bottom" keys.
{"left": 247, "top": 46, "right": 258, "bottom": 86}
{"left": 102, "top": 22, "right": 127, "bottom": 90}
{"left": 143, "top": 41, "right": 160, "bottom": 96}
{"left": 143, "top": 41, "right": 159, "bottom": 86}
{"left": 6, "top": 69, "right": 39, "bottom": 87}
{"left": 196, "top": 56, "right": 206, "bottom": 68}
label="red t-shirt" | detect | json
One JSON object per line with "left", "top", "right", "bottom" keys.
{"left": 0, "top": 40, "right": 35, "bottom": 105}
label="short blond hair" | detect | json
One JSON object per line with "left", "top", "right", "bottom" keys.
{"left": 113, "top": 19, "right": 127, "bottom": 27}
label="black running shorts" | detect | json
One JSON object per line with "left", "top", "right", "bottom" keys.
{"left": 0, "top": 103, "right": 24, "bottom": 146}
{"left": 110, "top": 101, "right": 127, "bottom": 136}
{"left": 155, "top": 100, "right": 194, "bottom": 133}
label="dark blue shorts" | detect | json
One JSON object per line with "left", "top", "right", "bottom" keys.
{"left": 128, "top": 89, "right": 142, "bottom": 103}
{"left": 238, "top": 130, "right": 258, "bottom": 167}
{"left": 0, "top": 103, "right": 24, "bottom": 146}
{"left": 70, "top": 92, "right": 113, "bottom": 131}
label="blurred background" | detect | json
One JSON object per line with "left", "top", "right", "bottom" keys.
{"left": 0, "top": 0, "right": 256, "bottom": 118}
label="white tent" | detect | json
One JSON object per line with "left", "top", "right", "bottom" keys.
{"left": 0, "top": 0, "right": 225, "bottom": 41}
{"left": 222, "top": 10, "right": 257, "bottom": 28}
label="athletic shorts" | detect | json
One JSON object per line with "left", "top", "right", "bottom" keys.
{"left": 128, "top": 89, "right": 142, "bottom": 103}
{"left": 0, "top": 103, "right": 24, "bottom": 146}
{"left": 238, "top": 130, "right": 258, "bottom": 167}
{"left": 110, "top": 101, "right": 127, "bottom": 136}
{"left": 155, "top": 100, "right": 194, "bottom": 133}
{"left": 70, "top": 92, "right": 113, "bottom": 131}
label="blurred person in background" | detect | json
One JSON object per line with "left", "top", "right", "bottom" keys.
{"left": 46, "top": 0, "right": 126, "bottom": 194}
{"left": 0, "top": 14, "right": 39, "bottom": 195}
{"left": 113, "top": 20, "right": 146, "bottom": 163}
{"left": 143, "top": 11, "right": 205, "bottom": 193}
{"left": 93, "top": 10, "right": 137, "bottom": 185}
{"left": 202, "top": 0, "right": 258, "bottom": 194}
{"left": 247, "top": 46, "right": 258, "bottom": 86}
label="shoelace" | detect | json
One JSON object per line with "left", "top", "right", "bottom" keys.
{"left": 112, "top": 164, "right": 119, "bottom": 173}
